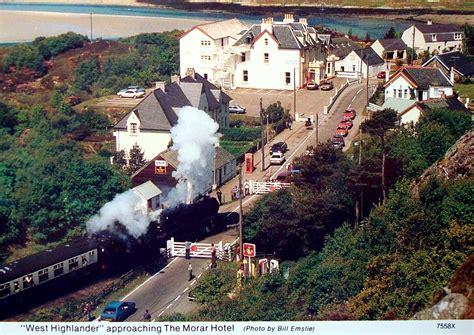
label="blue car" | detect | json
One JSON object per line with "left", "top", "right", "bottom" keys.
{"left": 100, "top": 301, "right": 136, "bottom": 321}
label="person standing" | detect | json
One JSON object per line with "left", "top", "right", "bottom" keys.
{"left": 188, "top": 262, "right": 193, "bottom": 281}
{"left": 244, "top": 180, "right": 250, "bottom": 196}
{"left": 84, "top": 302, "right": 92, "bottom": 321}
{"left": 211, "top": 243, "right": 217, "bottom": 268}
{"left": 216, "top": 189, "right": 223, "bottom": 205}
{"left": 185, "top": 240, "right": 191, "bottom": 259}
{"left": 143, "top": 309, "right": 151, "bottom": 322}
{"left": 288, "top": 120, "right": 292, "bottom": 130}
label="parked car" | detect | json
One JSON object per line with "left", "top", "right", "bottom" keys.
{"left": 306, "top": 82, "right": 318, "bottom": 90}
{"left": 275, "top": 170, "right": 293, "bottom": 183}
{"left": 117, "top": 88, "right": 146, "bottom": 99}
{"left": 100, "top": 301, "right": 136, "bottom": 322}
{"left": 343, "top": 108, "right": 356, "bottom": 120}
{"left": 377, "top": 71, "right": 386, "bottom": 79}
{"left": 270, "top": 152, "right": 286, "bottom": 165}
{"left": 332, "top": 136, "right": 345, "bottom": 150}
{"left": 335, "top": 127, "right": 348, "bottom": 137}
{"left": 338, "top": 121, "right": 351, "bottom": 130}
{"left": 340, "top": 119, "right": 353, "bottom": 129}
{"left": 270, "top": 141, "right": 288, "bottom": 155}
{"left": 320, "top": 81, "right": 334, "bottom": 91}
{"left": 229, "top": 104, "right": 246, "bottom": 114}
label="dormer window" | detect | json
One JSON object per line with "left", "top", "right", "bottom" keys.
{"left": 129, "top": 123, "right": 138, "bottom": 134}
{"left": 431, "top": 34, "right": 437, "bottom": 41}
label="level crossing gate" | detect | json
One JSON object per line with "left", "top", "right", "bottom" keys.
{"left": 251, "top": 181, "right": 291, "bottom": 194}
{"left": 166, "top": 238, "right": 234, "bottom": 261}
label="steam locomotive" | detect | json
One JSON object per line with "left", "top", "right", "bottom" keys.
{"left": 0, "top": 196, "right": 222, "bottom": 308}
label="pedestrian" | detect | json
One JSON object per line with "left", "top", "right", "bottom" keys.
{"left": 211, "top": 243, "right": 217, "bottom": 267}
{"left": 143, "top": 309, "right": 151, "bottom": 322}
{"left": 288, "top": 120, "right": 292, "bottom": 130}
{"left": 216, "top": 189, "right": 222, "bottom": 205}
{"left": 84, "top": 302, "right": 93, "bottom": 321}
{"left": 185, "top": 240, "right": 191, "bottom": 259}
{"left": 244, "top": 180, "right": 250, "bottom": 196}
{"left": 188, "top": 262, "right": 193, "bottom": 281}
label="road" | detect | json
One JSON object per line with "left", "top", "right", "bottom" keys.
{"left": 117, "top": 78, "right": 378, "bottom": 321}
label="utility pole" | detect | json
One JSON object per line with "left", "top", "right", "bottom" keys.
{"left": 314, "top": 112, "right": 319, "bottom": 147}
{"left": 366, "top": 53, "right": 369, "bottom": 108}
{"left": 293, "top": 67, "right": 296, "bottom": 120}
{"left": 260, "top": 97, "right": 265, "bottom": 171}
{"left": 411, "top": 25, "right": 415, "bottom": 65}
{"left": 238, "top": 164, "right": 244, "bottom": 260}
{"left": 90, "top": 12, "right": 93, "bottom": 41}
{"left": 355, "top": 128, "right": 362, "bottom": 227}
{"left": 266, "top": 114, "right": 269, "bottom": 144}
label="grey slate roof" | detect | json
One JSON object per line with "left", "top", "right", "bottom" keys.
{"left": 114, "top": 90, "right": 178, "bottom": 131}
{"left": 415, "top": 24, "right": 463, "bottom": 43}
{"left": 382, "top": 98, "right": 417, "bottom": 114}
{"left": 165, "top": 82, "right": 192, "bottom": 107}
{"left": 425, "top": 51, "right": 474, "bottom": 77}
{"left": 133, "top": 180, "right": 162, "bottom": 200}
{"left": 359, "top": 48, "right": 384, "bottom": 65}
{"left": 330, "top": 36, "right": 359, "bottom": 58}
{"left": 159, "top": 145, "right": 234, "bottom": 170}
{"left": 403, "top": 67, "right": 452, "bottom": 90}
{"left": 417, "top": 96, "right": 468, "bottom": 113}
{"left": 377, "top": 38, "right": 407, "bottom": 51}
{"left": 234, "top": 24, "right": 304, "bottom": 49}
{"left": 179, "top": 82, "right": 203, "bottom": 108}
{"left": 181, "top": 72, "right": 232, "bottom": 107}
{"left": 234, "top": 25, "right": 261, "bottom": 46}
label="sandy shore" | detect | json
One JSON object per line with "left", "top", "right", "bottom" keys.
{"left": 0, "top": 10, "right": 211, "bottom": 43}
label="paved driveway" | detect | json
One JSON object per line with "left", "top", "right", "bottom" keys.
{"left": 226, "top": 78, "right": 348, "bottom": 118}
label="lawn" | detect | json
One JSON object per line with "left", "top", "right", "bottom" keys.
{"left": 454, "top": 83, "right": 474, "bottom": 99}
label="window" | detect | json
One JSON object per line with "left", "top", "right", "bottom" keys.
{"left": 53, "top": 263, "right": 64, "bottom": 277}
{"left": 398, "top": 89, "right": 402, "bottom": 98}
{"left": 341, "top": 66, "right": 345, "bottom": 72}
{"left": 204, "top": 73, "right": 208, "bottom": 79}
{"left": 431, "top": 34, "right": 437, "bottom": 41}
{"left": 221, "top": 39, "right": 224, "bottom": 48}
{"left": 243, "top": 70, "right": 248, "bottom": 82}
{"left": 200, "top": 40, "right": 211, "bottom": 46}
{"left": 393, "top": 89, "right": 396, "bottom": 97}
{"left": 13, "top": 281, "right": 19, "bottom": 292}
{"left": 38, "top": 268, "right": 49, "bottom": 283}
{"left": 241, "top": 52, "right": 246, "bottom": 62}
{"left": 129, "top": 123, "right": 138, "bottom": 134}
{"left": 264, "top": 53, "right": 269, "bottom": 63}
{"left": 454, "top": 33, "right": 462, "bottom": 40}
{"left": 404, "top": 89, "right": 408, "bottom": 99}
{"left": 285, "top": 72, "right": 291, "bottom": 85}
{"left": 352, "top": 65, "right": 356, "bottom": 72}
{"left": 23, "top": 275, "right": 34, "bottom": 289}
{"left": 265, "top": 38, "right": 269, "bottom": 46}
{"left": 69, "top": 257, "right": 79, "bottom": 271}
{"left": 200, "top": 55, "right": 211, "bottom": 61}
{"left": 0, "top": 284, "right": 10, "bottom": 298}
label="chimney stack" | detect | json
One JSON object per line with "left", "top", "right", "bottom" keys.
{"left": 171, "top": 74, "right": 180, "bottom": 85}
{"left": 261, "top": 17, "right": 273, "bottom": 34}
{"left": 185, "top": 68, "right": 196, "bottom": 79}
{"left": 299, "top": 18, "right": 308, "bottom": 26}
{"left": 283, "top": 14, "right": 294, "bottom": 23}
{"left": 155, "top": 81, "right": 166, "bottom": 92}
{"left": 450, "top": 66, "right": 455, "bottom": 83}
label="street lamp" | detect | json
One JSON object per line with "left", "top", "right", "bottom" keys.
{"left": 266, "top": 114, "right": 270, "bottom": 144}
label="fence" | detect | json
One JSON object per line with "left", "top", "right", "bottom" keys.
{"left": 251, "top": 181, "right": 291, "bottom": 194}
{"left": 167, "top": 238, "right": 234, "bottom": 261}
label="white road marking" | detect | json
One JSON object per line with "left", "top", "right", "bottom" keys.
{"left": 182, "top": 287, "right": 189, "bottom": 294}
{"left": 158, "top": 311, "right": 164, "bottom": 317}
{"left": 166, "top": 303, "right": 173, "bottom": 310}
{"left": 198, "top": 273, "right": 202, "bottom": 278}
{"left": 351, "top": 96, "right": 356, "bottom": 102}
{"left": 121, "top": 257, "right": 178, "bottom": 301}
{"left": 174, "top": 295, "right": 181, "bottom": 302}
{"left": 191, "top": 280, "right": 196, "bottom": 285}
{"left": 356, "top": 88, "right": 363, "bottom": 95}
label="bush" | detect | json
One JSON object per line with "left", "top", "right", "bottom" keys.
{"left": 220, "top": 127, "right": 261, "bottom": 142}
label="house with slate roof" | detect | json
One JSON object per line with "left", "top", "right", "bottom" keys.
{"left": 371, "top": 38, "right": 407, "bottom": 62}
{"left": 179, "top": 18, "right": 249, "bottom": 87}
{"left": 401, "top": 22, "right": 464, "bottom": 55}
{"left": 131, "top": 146, "right": 236, "bottom": 193}
{"left": 384, "top": 66, "right": 453, "bottom": 102}
{"left": 113, "top": 73, "right": 232, "bottom": 161}
{"left": 324, "top": 36, "right": 360, "bottom": 78}
{"left": 335, "top": 48, "right": 385, "bottom": 79}
{"left": 180, "top": 15, "right": 325, "bottom": 90}
{"left": 423, "top": 51, "right": 474, "bottom": 82}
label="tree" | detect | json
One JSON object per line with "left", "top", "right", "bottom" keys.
{"left": 0, "top": 101, "right": 18, "bottom": 134}
{"left": 127, "top": 144, "right": 146, "bottom": 175}
{"left": 360, "top": 108, "right": 398, "bottom": 202}
{"left": 74, "top": 57, "right": 100, "bottom": 91}
{"left": 113, "top": 150, "right": 127, "bottom": 170}
{"left": 265, "top": 101, "right": 284, "bottom": 123}
{"left": 384, "top": 27, "right": 396, "bottom": 39}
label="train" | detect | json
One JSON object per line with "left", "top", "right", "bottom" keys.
{"left": 0, "top": 196, "right": 223, "bottom": 308}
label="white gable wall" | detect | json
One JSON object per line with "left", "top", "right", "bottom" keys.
{"left": 400, "top": 106, "right": 422, "bottom": 126}
{"left": 335, "top": 51, "right": 385, "bottom": 78}
{"left": 430, "top": 85, "right": 453, "bottom": 98}
{"left": 371, "top": 40, "right": 385, "bottom": 59}
{"left": 114, "top": 128, "right": 171, "bottom": 162}
{"left": 385, "top": 76, "right": 414, "bottom": 99}
{"left": 401, "top": 26, "right": 463, "bottom": 54}
{"left": 180, "top": 28, "right": 216, "bottom": 82}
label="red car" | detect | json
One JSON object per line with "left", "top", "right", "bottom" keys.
{"left": 341, "top": 119, "right": 353, "bottom": 129}
{"left": 335, "top": 127, "right": 348, "bottom": 137}
{"left": 377, "top": 71, "right": 386, "bottom": 79}
{"left": 343, "top": 108, "right": 356, "bottom": 120}
{"left": 338, "top": 121, "right": 351, "bottom": 130}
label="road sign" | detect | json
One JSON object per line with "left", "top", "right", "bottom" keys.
{"left": 242, "top": 243, "right": 256, "bottom": 257}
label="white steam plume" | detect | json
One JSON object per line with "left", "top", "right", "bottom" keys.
{"left": 165, "top": 106, "right": 220, "bottom": 206}
{"left": 86, "top": 190, "right": 150, "bottom": 238}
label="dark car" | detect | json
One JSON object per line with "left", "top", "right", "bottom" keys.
{"left": 100, "top": 301, "right": 136, "bottom": 322}
{"left": 306, "top": 82, "right": 318, "bottom": 90}
{"left": 320, "top": 81, "right": 334, "bottom": 91}
{"left": 305, "top": 118, "right": 313, "bottom": 129}
{"left": 332, "top": 136, "right": 345, "bottom": 150}
{"left": 270, "top": 141, "right": 288, "bottom": 155}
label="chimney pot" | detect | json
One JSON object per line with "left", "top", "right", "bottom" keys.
{"left": 155, "top": 81, "right": 166, "bottom": 92}
{"left": 171, "top": 74, "right": 180, "bottom": 84}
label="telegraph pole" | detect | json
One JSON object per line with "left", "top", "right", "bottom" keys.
{"left": 314, "top": 112, "right": 319, "bottom": 147}
{"left": 90, "top": 12, "right": 93, "bottom": 41}
{"left": 293, "top": 68, "right": 296, "bottom": 120}
{"left": 260, "top": 97, "right": 265, "bottom": 171}
{"left": 238, "top": 164, "right": 244, "bottom": 259}
{"left": 366, "top": 54, "right": 370, "bottom": 108}
{"left": 411, "top": 25, "right": 415, "bottom": 65}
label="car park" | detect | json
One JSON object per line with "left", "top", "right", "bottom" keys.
{"left": 229, "top": 104, "right": 246, "bottom": 114}
{"left": 335, "top": 127, "right": 348, "bottom": 137}
{"left": 319, "top": 81, "right": 334, "bottom": 91}
{"left": 306, "top": 82, "right": 318, "bottom": 90}
{"left": 117, "top": 88, "right": 146, "bottom": 99}
{"left": 100, "top": 301, "right": 136, "bottom": 322}
{"left": 270, "top": 152, "right": 286, "bottom": 165}
{"left": 270, "top": 141, "right": 288, "bottom": 155}
{"left": 343, "top": 108, "right": 356, "bottom": 120}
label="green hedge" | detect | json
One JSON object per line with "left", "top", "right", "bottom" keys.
{"left": 220, "top": 127, "right": 261, "bottom": 142}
